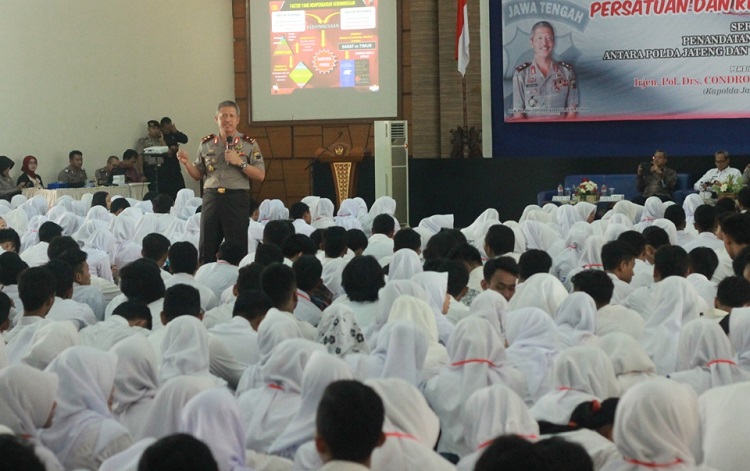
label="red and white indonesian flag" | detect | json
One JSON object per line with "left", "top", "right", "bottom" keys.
{"left": 456, "top": 0, "right": 470, "bottom": 76}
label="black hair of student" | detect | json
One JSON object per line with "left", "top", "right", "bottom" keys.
{"left": 535, "top": 436, "right": 594, "bottom": 471}
{"left": 218, "top": 239, "right": 245, "bottom": 266}
{"left": 168, "top": 242, "right": 198, "bottom": 274}
{"left": 571, "top": 269, "right": 614, "bottom": 306}
{"left": 310, "top": 229, "right": 324, "bottom": 251}
{"left": 0, "top": 252, "right": 28, "bottom": 285}
{"left": 120, "top": 259, "right": 166, "bottom": 305}
{"left": 142, "top": 191, "right": 159, "bottom": 202}
{"left": 346, "top": 229, "right": 368, "bottom": 253}
{"left": 518, "top": 249, "right": 553, "bottom": 281}
{"left": 263, "top": 220, "right": 295, "bottom": 248}
{"left": 435, "top": 259, "right": 469, "bottom": 298}
{"left": 47, "top": 235, "right": 79, "bottom": 260}
{"left": 601, "top": 240, "right": 637, "bottom": 271}
{"left": 721, "top": 213, "right": 750, "bottom": 245}
{"left": 568, "top": 398, "right": 619, "bottom": 432}
{"left": 423, "top": 231, "right": 461, "bottom": 261}
{"left": 323, "top": 226, "right": 348, "bottom": 258}
{"left": 689, "top": 247, "right": 719, "bottom": 279}
{"left": 654, "top": 245, "right": 689, "bottom": 279}
{"left": 693, "top": 205, "right": 716, "bottom": 232}
{"left": 316, "top": 380, "right": 385, "bottom": 463}
{"left": 0, "top": 435, "right": 46, "bottom": 471}
{"left": 151, "top": 194, "right": 174, "bottom": 214}
{"left": 57, "top": 248, "right": 88, "bottom": 277}
{"left": 282, "top": 234, "right": 317, "bottom": 259}
{"left": 715, "top": 196, "right": 738, "bottom": 214}
{"left": 44, "top": 259, "right": 74, "bottom": 298}
{"left": 485, "top": 224, "right": 516, "bottom": 256}
{"left": 109, "top": 197, "right": 131, "bottom": 214}
{"left": 422, "top": 258, "right": 444, "bottom": 272}
{"left": 0, "top": 229, "right": 21, "bottom": 253}
{"left": 18, "top": 267, "right": 55, "bottom": 311}
{"left": 341, "top": 255, "right": 385, "bottom": 302}
{"left": 137, "top": 434, "right": 219, "bottom": 471}
{"left": 38, "top": 221, "right": 63, "bottom": 243}
{"left": 617, "top": 230, "right": 647, "bottom": 256}
{"left": 141, "top": 233, "right": 171, "bottom": 261}
{"left": 236, "top": 263, "right": 265, "bottom": 293}
{"left": 664, "top": 204, "right": 686, "bottom": 228}
{"left": 293, "top": 254, "right": 323, "bottom": 292}
{"left": 393, "top": 228, "right": 421, "bottom": 252}
{"left": 474, "top": 435, "right": 549, "bottom": 471}
{"left": 289, "top": 201, "right": 310, "bottom": 220}
{"left": 195, "top": 205, "right": 201, "bottom": 214}
{"left": 642, "top": 226, "right": 670, "bottom": 249}
{"left": 447, "top": 242, "right": 483, "bottom": 265}
{"left": 163, "top": 284, "right": 202, "bottom": 322}
{"left": 717, "top": 276, "right": 750, "bottom": 308}
{"left": 112, "top": 300, "right": 153, "bottom": 330}
{"left": 0, "top": 291, "right": 12, "bottom": 326}
{"left": 371, "top": 213, "right": 395, "bottom": 235}
{"left": 91, "top": 191, "right": 109, "bottom": 208}
{"left": 260, "top": 263, "right": 296, "bottom": 309}
{"left": 732, "top": 246, "right": 750, "bottom": 277}
{"left": 254, "top": 242, "right": 284, "bottom": 266}
{"left": 738, "top": 186, "right": 750, "bottom": 209}
{"left": 483, "top": 256, "right": 519, "bottom": 281}
{"left": 248, "top": 198, "right": 259, "bottom": 218}
{"left": 232, "top": 289, "right": 272, "bottom": 322}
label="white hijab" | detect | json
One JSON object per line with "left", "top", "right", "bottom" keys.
{"left": 520, "top": 220, "right": 559, "bottom": 251}
{"left": 367, "top": 280, "right": 427, "bottom": 348}
{"left": 180, "top": 388, "right": 253, "bottom": 471}
{"left": 599, "top": 333, "right": 657, "bottom": 393}
{"left": 388, "top": 249, "right": 423, "bottom": 281}
{"left": 21, "top": 321, "right": 79, "bottom": 370}
{"left": 469, "top": 289, "right": 509, "bottom": 340}
{"left": 508, "top": 273, "right": 569, "bottom": 316}
{"left": 461, "top": 208, "right": 499, "bottom": 243}
{"left": 159, "top": 316, "right": 218, "bottom": 385}
{"left": 729, "top": 307, "right": 750, "bottom": 371}
{"left": 0, "top": 364, "right": 58, "bottom": 436}
{"left": 418, "top": 214, "right": 454, "bottom": 237}
{"left": 334, "top": 199, "right": 364, "bottom": 230}
{"left": 311, "top": 198, "right": 335, "bottom": 229}
{"left": 410, "top": 271, "right": 453, "bottom": 344}
{"left": 109, "top": 335, "right": 158, "bottom": 437}
{"left": 553, "top": 292, "right": 599, "bottom": 348}
{"left": 530, "top": 346, "right": 620, "bottom": 425}
{"left": 268, "top": 350, "right": 353, "bottom": 458}
{"left": 139, "top": 375, "right": 218, "bottom": 439}
{"left": 316, "top": 303, "right": 369, "bottom": 357}
{"left": 505, "top": 307, "right": 561, "bottom": 404}
{"left": 608, "top": 378, "right": 707, "bottom": 471}
{"left": 424, "top": 316, "right": 526, "bottom": 456}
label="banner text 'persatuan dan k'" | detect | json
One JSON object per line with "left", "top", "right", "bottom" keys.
{"left": 502, "top": 0, "right": 750, "bottom": 122}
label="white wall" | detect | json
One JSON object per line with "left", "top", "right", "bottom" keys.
{"left": 0, "top": 0, "right": 235, "bottom": 191}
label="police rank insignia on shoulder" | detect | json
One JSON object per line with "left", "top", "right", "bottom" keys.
{"left": 515, "top": 62, "right": 531, "bottom": 73}
{"left": 201, "top": 134, "right": 215, "bottom": 144}
{"left": 559, "top": 62, "right": 573, "bottom": 70}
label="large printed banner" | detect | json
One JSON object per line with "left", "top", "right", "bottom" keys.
{"left": 501, "top": 0, "right": 750, "bottom": 122}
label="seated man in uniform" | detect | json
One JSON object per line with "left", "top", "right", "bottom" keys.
{"left": 57, "top": 150, "right": 87, "bottom": 187}
{"left": 95, "top": 155, "right": 119, "bottom": 186}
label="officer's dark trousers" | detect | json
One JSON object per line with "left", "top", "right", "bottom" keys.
{"left": 200, "top": 189, "right": 249, "bottom": 264}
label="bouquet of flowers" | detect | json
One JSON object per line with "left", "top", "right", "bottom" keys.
{"left": 575, "top": 178, "right": 599, "bottom": 197}
{"left": 711, "top": 174, "right": 743, "bottom": 195}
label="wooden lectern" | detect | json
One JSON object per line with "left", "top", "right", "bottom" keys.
{"left": 314, "top": 142, "right": 365, "bottom": 208}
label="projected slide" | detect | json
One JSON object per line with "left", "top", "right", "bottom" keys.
{"left": 501, "top": 0, "right": 750, "bottom": 122}
{"left": 269, "top": 1, "right": 380, "bottom": 94}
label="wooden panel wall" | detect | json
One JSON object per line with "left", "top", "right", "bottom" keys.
{"left": 232, "top": 0, "right": 482, "bottom": 206}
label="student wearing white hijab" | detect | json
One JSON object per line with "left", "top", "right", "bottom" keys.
{"left": 461, "top": 208, "right": 500, "bottom": 244}
{"left": 388, "top": 248, "right": 423, "bottom": 281}
{"left": 110, "top": 335, "right": 159, "bottom": 441}
{"left": 159, "top": 315, "right": 226, "bottom": 386}
{"left": 0, "top": 364, "right": 63, "bottom": 471}
{"left": 599, "top": 333, "right": 657, "bottom": 393}
{"left": 729, "top": 307, "right": 750, "bottom": 372}
{"left": 311, "top": 198, "right": 336, "bottom": 229}
{"left": 551, "top": 227, "right": 592, "bottom": 284}
{"left": 505, "top": 307, "right": 561, "bottom": 404}
{"left": 180, "top": 388, "right": 255, "bottom": 471}
{"left": 334, "top": 199, "right": 365, "bottom": 231}
{"left": 699, "top": 381, "right": 750, "bottom": 470}
{"left": 39, "top": 346, "right": 133, "bottom": 470}
{"left": 603, "top": 378, "right": 710, "bottom": 471}
{"left": 457, "top": 384, "right": 540, "bottom": 471}
{"left": 365, "top": 280, "right": 426, "bottom": 349}
{"left": 410, "top": 271, "right": 454, "bottom": 345}
{"left": 565, "top": 236, "right": 607, "bottom": 290}
{"left": 238, "top": 339, "right": 324, "bottom": 453}
{"left": 387, "top": 295, "right": 449, "bottom": 381}
{"left": 109, "top": 211, "right": 143, "bottom": 270}
{"left": 268, "top": 350, "right": 353, "bottom": 459}
{"left": 316, "top": 303, "right": 369, "bottom": 357}
{"left": 20, "top": 320, "right": 79, "bottom": 370}
{"left": 424, "top": 316, "right": 526, "bottom": 457}
{"left": 668, "top": 318, "right": 749, "bottom": 395}
{"left": 531, "top": 346, "right": 620, "bottom": 426}
{"left": 365, "top": 196, "right": 399, "bottom": 235}
{"left": 633, "top": 196, "right": 665, "bottom": 232}
{"left": 553, "top": 292, "right": 600, "bottom": 348}
{"left": 508, "top": 273, "right": 569, "bottom": 316}
{"left": 520, "top": 219, "right": 559, "bottom": 252}
{"left": 344, "top": 321, "right": 428, "bottom": 387}
{"left": 468, "top": 289, "right": 510, "bottom": 341}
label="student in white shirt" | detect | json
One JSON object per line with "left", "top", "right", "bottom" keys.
{"left": 334, "top": 255, "right": 385, "bottom": 331}
{"left": 195, "top": 240, "right": 242, "bottom": 299}
{"left": 105, "top": 259, "right": 165, "bottom": 328}
{"left": 601, "top": 240, "right": 636, "bottom": 304}
{"left": 290, "top": 201, "right": 315, "bottom": 236}
{"left": 165, "top": 242, "right": 218, "bottom": 311}
{"left": 261, "top": 262, "right": 317, "bottom": 340}
{"left": 686, "top": 247, "right": 719, "bottom": 312}
{"left": 0, "top": 251, "right": 28, "bottom": 325}
{"left": 58, "top": 248, "right": 107, "bottom": 321}
{"left": 681, "top": 205, "right": 723, "bottom": 252}
{"left": 693, "top": 149, "right": 743, "bottom": 190}
{"left": 292, "top": 255, "right": 324, "bottom": 327}
{"left": 282, "top": 233, "right": 318, "bottom": 266}
{"left": 4, "top": 267, "right": 56, "bottom": 363}
{"left": 141, "top": 233, "right": 172, "bottom": 282}
{"left": 79, "top": 300, "right": 152, "bottom": 351}
{"left": 137, "top": 434, "right": 219, "bottom": 471}
{"left": 208, "top": 289, "right": 270, "bottom": 368}
{"left": 362, "top": 214, "right": 395, "bottom": 267}
{"left": 20, "top": 221, "right": 61, "bottom": 267}
{"left": 44, "top": 260, "right": 97, "bottom": 330}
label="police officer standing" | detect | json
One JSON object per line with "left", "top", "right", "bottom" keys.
{"left": 57, "top": 150, "right": 88, "bottom": 187}
{"left": 177, "top": 100, "right": 265, "bottom": 263}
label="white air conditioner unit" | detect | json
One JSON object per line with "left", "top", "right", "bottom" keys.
{"left": 374, "top": 120, "right": 409, "bottom": 226}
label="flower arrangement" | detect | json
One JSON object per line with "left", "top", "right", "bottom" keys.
{"left": 576, "top": 178, "right": 599, "bottom": 197}
{"left": 711, "top": 174, "right": 743, "bottom": 195}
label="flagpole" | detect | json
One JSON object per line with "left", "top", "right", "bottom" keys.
{"left": 462, "top": 75, "right": 468, "bottom": 132}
